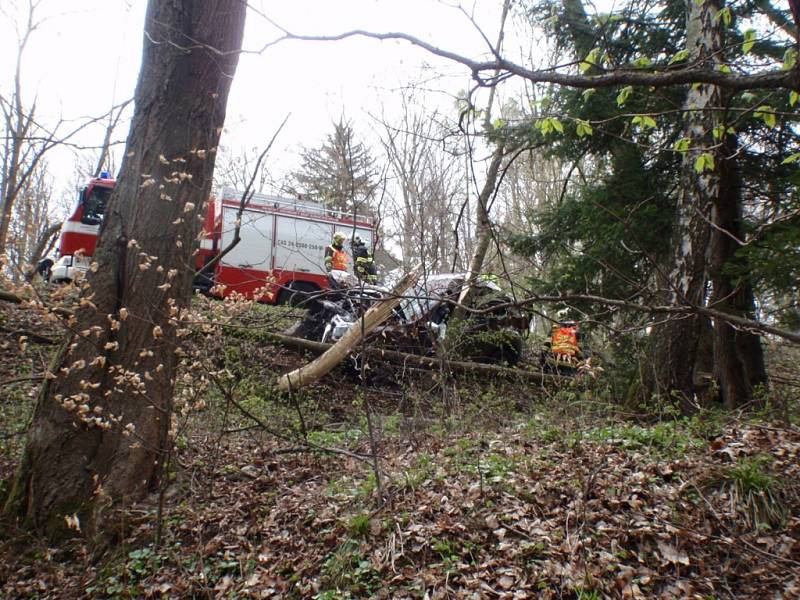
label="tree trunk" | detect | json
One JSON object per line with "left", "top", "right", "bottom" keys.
{"left": 452, "top": 0, "right": 510, "bottom": 317}
{"left": 453, "top": 145, "right": 504, "bottom": 318}
{"left": 647, "top": 0, "right": 724, "bottom": 410}
{"left": 710, "top": 135, "right": 768, "bottom": 408}
{"left": 3, "top": 0, "right": 245, "bottom": 544}
{"left": 266, "top": 331, "right": 564, "bottom": 385}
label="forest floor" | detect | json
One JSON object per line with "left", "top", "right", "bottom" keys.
{"left": 1, "top": 297, "right": 799, "bottom": 599}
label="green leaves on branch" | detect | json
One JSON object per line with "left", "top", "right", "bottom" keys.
{"left": 669, "top": 50, "right": 689, "bottom": 65}
{"left": 674, "top": 138, "right": 691, "bottom": 153}
{"left": 632, "top": 115, "right": 657, "bottom": 130}
{"left": 754, "top": 106, "right": 777, "bottom": 128}
{"left": 781, "top": 153, "right": 800, "bottom": 164}
{"left": 712, "top": 124, "right": 735, "bottom": 140}
{"left": 790, "top": 91, "right": 799, "bottom": 107}
{"left": 535, "top": 117, "right": 564, "bottom": 136}
{"left": 742, "top": 29, "right": 756, "bottom": 54}
{"left": 575, "top": 119, "right": 593, "bottom": 138}
{"left": 694, "top": 152, "right": 715, "bottom": 173}
{"left": 616, "top": 86, "right": 633, "bottom": 107}
{"left": 580, "top": 48, "right": 603, "bottom": 74}
{"left": 714, "top": 7, "right": 732, "bottom": 27}
{"left": 783, "top": 49, "right": 797, "bottom": 71}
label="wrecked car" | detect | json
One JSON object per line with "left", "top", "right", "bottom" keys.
{"left": 289, "top": 272, "right": 530, "bottom": 366}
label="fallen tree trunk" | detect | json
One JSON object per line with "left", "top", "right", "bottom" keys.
{"left": 278, "top": 267, "right": 422, "bottom": 391}
{"left": 267, "top": 331, "right": 566, "bottom": 385}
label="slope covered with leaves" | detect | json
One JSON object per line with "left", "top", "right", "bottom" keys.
{"left": 1, "top": 298, "right": 798, "bottom": 599}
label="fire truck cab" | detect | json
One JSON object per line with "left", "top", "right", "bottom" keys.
{"left": 51, "top": 172, "right": 116, "bottom": 283}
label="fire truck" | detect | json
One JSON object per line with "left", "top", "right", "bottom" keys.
{"left": 51, "top": 174, "right": 376, "bottom": 303}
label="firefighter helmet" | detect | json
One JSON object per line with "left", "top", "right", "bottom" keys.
{"left": 333, "top": 231, "right": 346, "bottom": 244}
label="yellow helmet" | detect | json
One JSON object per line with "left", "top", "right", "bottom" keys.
{"left": 333, "top": 231, "right": 346, "bottom": 244}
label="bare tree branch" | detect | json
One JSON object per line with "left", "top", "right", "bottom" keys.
{"left": 270, "top": 30, "right": 800, "bottom": 92}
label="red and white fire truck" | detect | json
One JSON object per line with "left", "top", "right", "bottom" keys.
{"left": 52, "top": 174, "right": 375, "bottom": 303}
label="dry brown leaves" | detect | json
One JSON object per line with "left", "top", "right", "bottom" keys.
{"left": 2, "top": 413, "right": 798, "bottom": 599}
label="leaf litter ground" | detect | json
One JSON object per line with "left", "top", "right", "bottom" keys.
{"left": 1, "top": 300, "right": 799, "bottom": 599}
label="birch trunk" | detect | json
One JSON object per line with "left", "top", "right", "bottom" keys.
{"left": 647, "top": 0, "right": 724, "bottom": 408}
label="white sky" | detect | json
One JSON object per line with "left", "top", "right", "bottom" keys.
{"left": 1, "top": 0, "right": 516, "bottom": 208}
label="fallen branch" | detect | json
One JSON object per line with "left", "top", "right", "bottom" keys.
{"left": 0, "top": 374, "right": 45, "bottom": 387}
{"left": 0, "top": 287, "right": 73, "bottom": 318}
{"left": 1, "top": 328, "right": 58, "bottom": 345}
{"left": 265, "top": 331, "right": 566, "bottom": 385}
{"left": 0, "top": 289, "right": 22, "bottom": 304}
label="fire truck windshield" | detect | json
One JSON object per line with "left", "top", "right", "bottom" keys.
{"left": 82, "top": 185, "right": 113, "bottom": 224}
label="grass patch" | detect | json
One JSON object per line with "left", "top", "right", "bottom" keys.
{"left": 318, "top": 539, "right": 380, "bottom": 598}
{"left": 723, "top": 454, "right": 787, "bottom": 529}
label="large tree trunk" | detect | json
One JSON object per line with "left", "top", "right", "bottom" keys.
{"left": 3, "top": 0, "right": 246, "bottom": 543}
{"left": 710, "top": 135, "right": 768, "bottom": 408}
{"left": 647, "top": 0, "right": 724, "bottom": 409}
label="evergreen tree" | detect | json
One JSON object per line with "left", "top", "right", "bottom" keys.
{"left": 500, "top": 0, "right": 799, "bottom": 407}
{"left": 292, "top": 117, "right": 378, "bottom": 216}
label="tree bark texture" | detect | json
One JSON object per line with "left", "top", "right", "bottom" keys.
{"left": 710, "top": 135, "right": 767, "bottom": 408}
{"left": 647, "top": 0, "right": 724, "bottom": 409}
{"left": 3, "top": 0, "right": 246, "bottom": 542}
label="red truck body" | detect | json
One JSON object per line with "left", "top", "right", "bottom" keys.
{"left": 52, "top": 177, "right": 375, "bottom": 303}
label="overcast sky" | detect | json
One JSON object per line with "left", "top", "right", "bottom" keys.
{"left": 1, "top": 0, "right": 520, "bottom": 205}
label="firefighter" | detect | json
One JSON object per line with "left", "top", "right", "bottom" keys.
{"left": 350, "top": 235, "right": 378, "bottom": 284}
{"left": 34, "top": 257, "right": 54, "bottom": 281}
{"left": 550, "top": 320, "right": 581, "bottom": 361}
{"left": 324, "top": 231, "right": 349, "bottom": 273}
